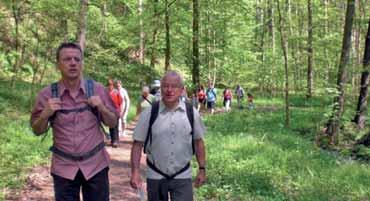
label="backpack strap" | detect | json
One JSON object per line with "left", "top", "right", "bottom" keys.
{"left": 51, "top": 82, "right": 59, "bottom": 98}
{"left": 143, "top": 101, "right": 160, "bottom": 154}
{"left": 85, "top": 79, "right": 94, "bottom": 98}
{"left": 185, "top": 101, "right": 195, "bottom": 154}
{"left": 41, "top": 82, "right": 59, "bottom": 142}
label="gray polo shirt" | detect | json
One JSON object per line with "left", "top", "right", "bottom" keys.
{"left": 133, "top": 101, "right": 206, "bottom": 179}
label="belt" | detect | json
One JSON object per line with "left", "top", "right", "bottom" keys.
{"left": 50, "top": 141, "right": 105, "bottom": 161}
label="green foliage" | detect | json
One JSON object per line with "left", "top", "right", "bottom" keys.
{"left": 194, "top": 95, "right": 370, "bottom": 201}
{"left": 0, "top": 80, "right": 51, "bottom": 201}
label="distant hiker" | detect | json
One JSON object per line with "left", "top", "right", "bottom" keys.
{"left": 116, "top": 80, "right": 130, "bottom": 136}
{"left": 136, "top": 86, "right": 156, "bottom": 117}
{"left": 150, "top": 79, "right": 161, "bottom": 101}
{"left": 206, "top": 82, "right": 217, "bottom": 114}
{"left": 130, "top": 70, "right": 207, "bottom": 201}
{"left": 247, "top": 93, "right": 254, "bottom": 110}
{"left": 223, "top": 88, "right": 233, "bottom": 112}
{"left": 30, "top": 42, "right": 118, "bottom": 201}
{"left": 235, "top": 85, "right": 245, "bottom": 109}
{"left": 197, "top": 85, "right": 206, "bottom": 111}
{"left": 191, "top": 89, "right": 199, "bottom": 109}
{"left": 108, "top": 79, "right": 123, "bottom": 148}
{"left": 180, "top": 86, "right": 189, "bottom": 102}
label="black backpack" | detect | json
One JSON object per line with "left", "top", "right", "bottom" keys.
{"left": 143, "top": 101, "right": 195, "bottom": 179}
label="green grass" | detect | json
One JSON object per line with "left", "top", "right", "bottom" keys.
{"left": 194, "top": 98, "right": 370, "bottom": 201}
{"left": 0, "top": 80, "right": 52, "bottom": 201}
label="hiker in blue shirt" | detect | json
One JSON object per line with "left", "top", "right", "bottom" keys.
{"left": 206, "top": 82, "right": 217, "bottom": 114}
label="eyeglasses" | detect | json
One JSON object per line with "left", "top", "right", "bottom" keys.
{"left": 162, "top": 84, "right": 182, "bottom": 90}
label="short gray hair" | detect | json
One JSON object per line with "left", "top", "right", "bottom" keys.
{"left": 142, "top": 86, "right": 150, "bottom": 93}
{"left": 161, "top": 70, "right": 184, "bottom": 88}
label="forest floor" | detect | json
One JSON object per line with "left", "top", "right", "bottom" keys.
{"left": 5, "top": 121, "right": 148, "bottom": 201}
{"left": 5, "top": 107, "right": 224, "bottom": 201}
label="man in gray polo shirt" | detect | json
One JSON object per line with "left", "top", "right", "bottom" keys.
{"left": 130, "top": 71, "right": 207, "bottom": 201}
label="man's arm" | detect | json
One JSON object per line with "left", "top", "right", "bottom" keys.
{"left": 31, "top": 98, "right": 61, "bottom": 135}
{"left": 130, "top": 140, "right": 144, "bottom": 189}
{"left": 194, "top": 138, "right": 207, "bottom": 187}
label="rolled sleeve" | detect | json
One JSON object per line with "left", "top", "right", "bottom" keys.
{"left": 193, "top": 108, "right": 206, "bottom": 140}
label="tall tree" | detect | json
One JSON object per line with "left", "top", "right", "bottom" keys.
{"left": 307, "top": 0, "right": 313, "bottom": 98}
{"left": 164, "top": 0, "right": 171, "bottom": 71}
{"left": 326, "top": 0, "right": 356, "bottom": 143}
{"left": 276, "top": 0, "right": 290, "bottom": 127}
{"left": 150, "top": 0, "right": 160, "bottom": 68}
{"left": 77, "top": 0, "right": 89, "bottom": 52}
{"left": 138, "top": 0, "right": 144, "bottom": 64}
{"left": 192, "top": 0, "right": 200, "bottom": 87}
{"left": 353, "top": 18, "right": 370, "bottom": 129}
{"left": 10, "top": 0, "right": 23, "bottom": 88}
{"left": 267, "top": 0, "right": 275, "bottom": 94}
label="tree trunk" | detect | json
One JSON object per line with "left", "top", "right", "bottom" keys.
{"left": 267, "top": 0, "right": 275, "bottom": 95}
{"left": 276, "top": 0, "right": 290, "bottom": 128}
{"left": 324, "top": 0, "right": 331, "bottom": 85}
{"left": 192, "top": 0, "right": 200, "bottom": 87}
{"left": 307, "top": 0, "right": 313, "bottom": 98}
{"left": 10, "top": 0, "right": 20, "bottom": 88}
{"left": 164, "top": 0, "right": 171, "bottom": 71}
{"left": 77, "top": 0, "right": 89, "bottom": 52}
{"left": 139, "top": 0, "right": 145, "bottom": 64}
{"left": 326, "top": 0, "right": 355, "bottom": 143}
{"left": 353, "top": 18, "right": 370, "bottom": 129}
{"left": 150, "top": 0, "right": 159, "bottom": 68}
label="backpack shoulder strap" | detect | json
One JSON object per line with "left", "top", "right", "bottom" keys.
{"left": 185, "top": 101, "right": 195, "bottom": 154}
{"left": 51, "top": 82, "right": 59, "bottom": 98}
{"left": 144, "top": 101, "right": 160, "bottom": 153}
{"left": 85, "top": 79, "right": 94, "bottom": 98}
{"left": 43, "top": 82, "right": 59, "bottom": 142}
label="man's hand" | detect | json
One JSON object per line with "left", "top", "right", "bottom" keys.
{"left": 194, "top": 169, "right": 206, "bottom": 188}
{"left": 87, "top": 95, "right": 103, "bottom": 110}
{"left": 40, "top": 98, "right": 61, "bottom": 119}
{"left": 130, "top": 170, "right": 142, "bottom": 189}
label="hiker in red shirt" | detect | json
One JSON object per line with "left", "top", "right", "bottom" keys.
{"left": 223, "top": 88, "right": 233, "bottom": 112}
{"left": 197, "top": 85, "right": 206, "bottom": 111}
{"left": 108, "top": 79, "right": 123, "bottom": 147}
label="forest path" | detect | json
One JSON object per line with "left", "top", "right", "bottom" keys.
{"left": 6, "top": 121, "right": 147, "bottom": 201}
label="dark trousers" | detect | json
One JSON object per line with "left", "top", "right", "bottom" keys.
{"left": 109, "top": 125, "right": 119, "bottom": 144}
{"left": 52, "top": 167, "right": 109, "bottom": 201}
{"left": 147, "top": 178, "right": 193, "bottom": 201}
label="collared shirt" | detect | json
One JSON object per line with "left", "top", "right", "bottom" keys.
{"left": 133, "top": 101, "right": 206, "bottom": 179}
{"left": 30, "top": 79, "right": 118, "bottom": 180}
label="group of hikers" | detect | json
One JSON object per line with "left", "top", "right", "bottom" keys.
{"left": 30, "top": 42, "right": 206, "bottom": 201}
{"left": 191, "top": 83, "right": 255, "bottom": 114}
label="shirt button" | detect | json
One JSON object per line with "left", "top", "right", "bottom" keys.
{"left": 171, "top": 141, "right": 174, "bottom": 144}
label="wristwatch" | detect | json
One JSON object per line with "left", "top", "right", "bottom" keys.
{"left": 199, "top": 166, "right": 206, "bottom": 170}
